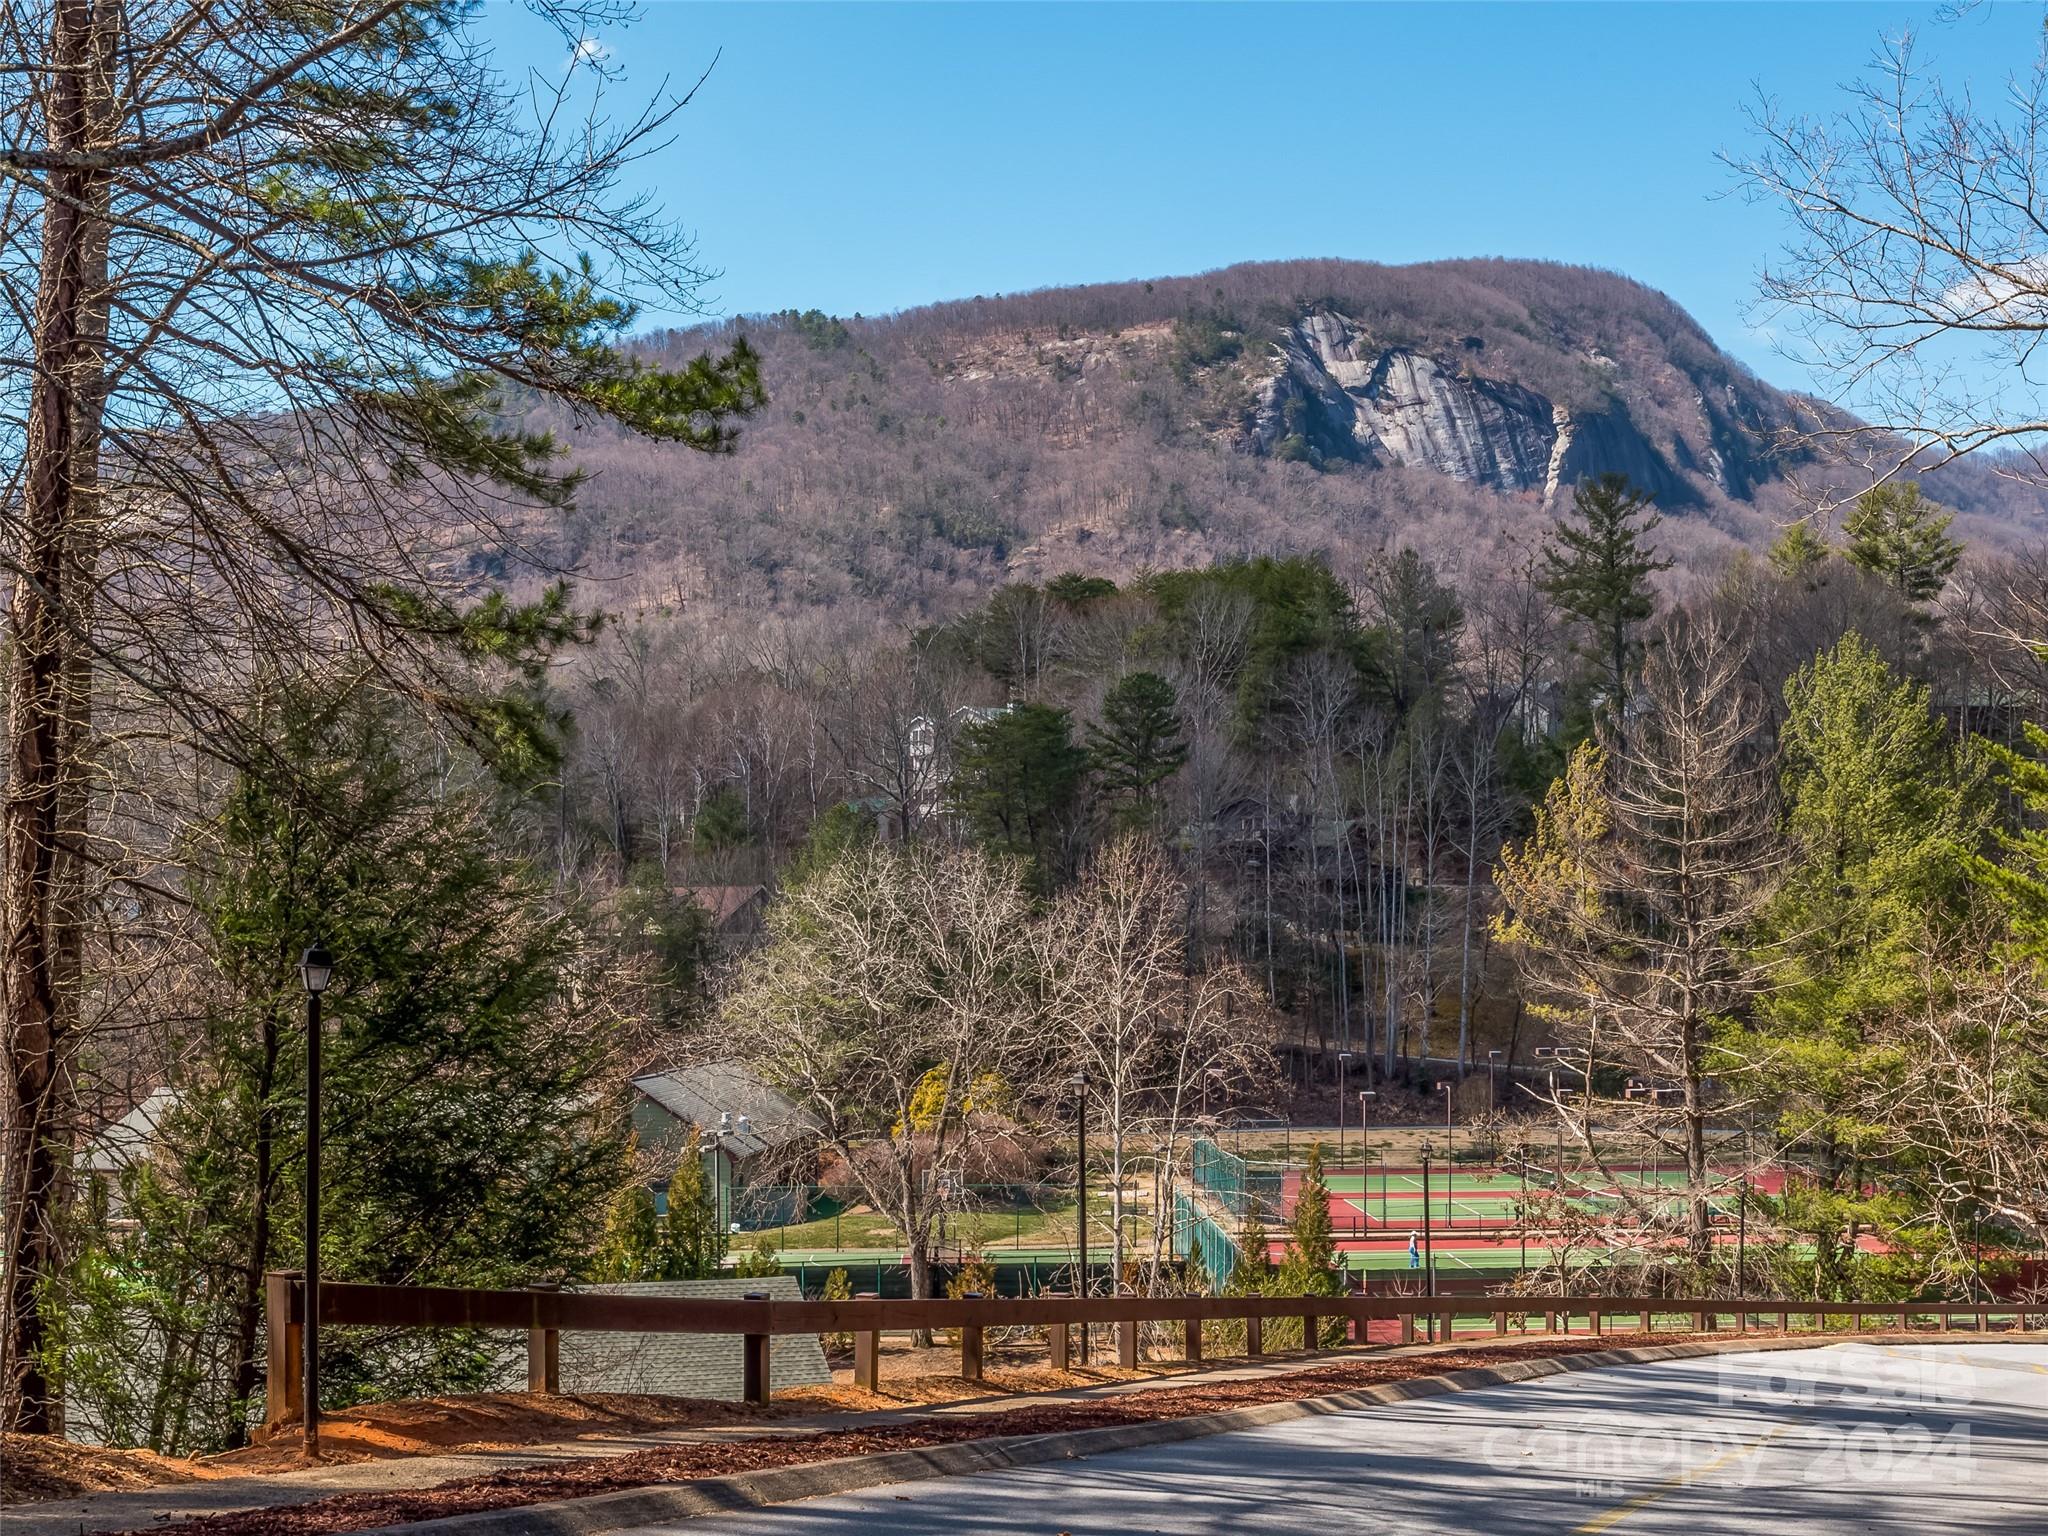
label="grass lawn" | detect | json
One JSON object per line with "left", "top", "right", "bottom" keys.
{"left": 742, "top": 1190, "right": 1157, "bottom": 1257}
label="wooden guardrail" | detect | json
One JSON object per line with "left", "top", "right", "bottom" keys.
{"left": 261, "top": 1271, "right": 2045, "bottom": 1425}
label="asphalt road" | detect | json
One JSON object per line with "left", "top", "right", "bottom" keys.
{"left": 631, "top": 1342, "right": 2048, "bottom": 1535}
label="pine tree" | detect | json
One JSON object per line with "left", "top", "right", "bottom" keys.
{"left": 1842, "top": 482, "right": 1962, "bottom": 608}
{"left": 820, "top": 1267, "right": 855, "bottom": 1353}
{"left": 1539, "top": 474, "right": 1673, "bottom": 739}
{"left": 658, "top": 1131, "right": 729, "bottom": 1280}
{"left": 950, "top": 703, "right": 1092, "bottom": 890}
{"left": 1767, "top": 521, "right": 1833, "bottom": 589}
{"left": 595, "top": 1185, "right": 662, "bottom": 1282}
{"left": 616, "top": 864, "right": 716, "bottom": 1030}
{"left": 1087, "top": 672, "right": 1189, "bottom": 822}
{"left": 1750, "top": 635, "right": 1987, "bottom": 1296}
{"left": 1278, "top": 1144, "right": 1342, "bottom": 1295}
{"left": 91, "top": 683, "right": 632, "bottom": 1448}
{"left": 1224, "top": 1208, "right": 1275, "bottom": 1293}
{"left": 0, "top": 5, "right": 764, "bottom": 1429}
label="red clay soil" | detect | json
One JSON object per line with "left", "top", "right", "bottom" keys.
{"left": 212, "top": 1392, "right": 807, "bottom": 1473}
{"left": 0, "top": 1395, "right": 807, "bottom": 1506}
{"left": 90, "top": 1336, "right": 1680, "bottom": 1536}
{"left": 0, "top": 1433, "right": 226, "bottom": 1505}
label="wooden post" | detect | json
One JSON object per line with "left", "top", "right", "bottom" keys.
{"left": 1494, "top": 1309, "right": 1509, "bottom": 1337}
{"left": 1184, "top": 1317, "right": 1203, "bottom": 1363}
{"left": 526, "top": 1322, "right": 559, "bottom": 1394}
{"left": 264, "top": 1271, "right": 303, "bottom": 1429}
{"left": 526, "top": 1283, "right": 560, "bottom": 1395}
{"left": 1638, "top": 1309, "right": 1653, "bottom": 1334}
{"left": 1691, "top": 1308, "right": 1708, "bottom": 1333}
{"left": 1117, "top": 1319, "right": 1138, "bottom": 1369}
{"left": 1301, "top": 1311, "right": 1317, "bottom": 1352}
{"left": 1398, "top": 1312, "right": 1414, "bottom": 1346}
{"left": 1589, "top": 1309, "right": 1602, "bottom": 1337}
{"left": 1543, "top": 1310, "right": 1557, "bottom": 1334}
{"left": 1048, "top": 1319, "right": 1071, "bottom": 1371}
{"left": 1247, "top": 1315, "right": 1264, "bottom": 1356}
{"left": 855, "top": 1329, "right": 880, "bottom": 1390}
{"left": 1778, "top": 1309, "right": 1790, "bottom": 1332}
{"left": 960, "top": 1323, "right": 984, "bottom": 1382}
{"left": 1898, "top": 1306, "right": 1910, "bottom": 1332}
{"left": 741, "top": 1292, "right": 772, "bottom": 1407}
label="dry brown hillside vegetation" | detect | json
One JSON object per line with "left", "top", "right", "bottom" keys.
{"left": 502, "top": 258, "right": 2048, "bottom": 626}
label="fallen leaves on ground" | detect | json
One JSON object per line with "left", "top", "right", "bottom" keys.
{"left": 212, "top": 1391, "right": 802, "bottom": 1473}
{"left": 0, "top": 1434, "right": 224, "bottom": 1505}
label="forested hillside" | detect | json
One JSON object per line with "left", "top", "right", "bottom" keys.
{"left": 523, "top": 258, "right": 2048, "bottom": 628}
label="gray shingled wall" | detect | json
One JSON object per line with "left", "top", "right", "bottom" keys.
{"left": 542, "top": 1276, "right": 832, "bottom": 1400}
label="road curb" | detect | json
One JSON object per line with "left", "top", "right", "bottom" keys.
{"left": 356, "top": 1332, "right": 1974, "bottom": 1536}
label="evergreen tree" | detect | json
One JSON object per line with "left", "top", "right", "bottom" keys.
{"left": 1539, "top": 474, "right": 1673, "bottom": 738}
{"left": 657, "top": 1131, "right": 729, "bottom": 1280}
{"left": 1365, "top": 547, "right": 1466, "bottom": 719}
{"left": 693, "top": 786, "right": 754, "bottom": 851}
{"left": 820, "top": 1267, "right": 856, "bottom": 1353}
{"left": 1274, "top": 1144, "right": 1342, "bottom": 1347}
{"left": 75, "top": 684, "right": 633, "bottom": 1449}
{"left": 0, "top": 3, "right": 764, "bottom": 1428}
{"left": 1842, "top": 482, "right": 1962, "bottom": 608}
{"left": 1750, "top": 635, "right": 1987, "bottom": 1294}
{"left": 595, "top": 1185, "right": 663, "bottom": 1282}
{"left": 1223, "top": 1209, "right": 1275, "bottom": 1293}
{"left": 733, "top": 1238, "right": 783, "bottom": 1279}
{"left": 1145, "top": 555, "right": 1365, "bottom": 726}
{"left": 615, "top": 864, "right": 716, "bottom": 1030}
{"left": 950, "top": 703, "right": 1091, "bottom": 890}
{"left": 1087, "top": 672, "right": 1189, "bottom": 822}
{"left": 1278, "top": 1144, "right": 1342, "bottom": 1295}
{"left": 1767, "top": 521, "right": 1834, "bottom": 589}
{"left": 785, "top": 801, "right": 877, "bottom": 885}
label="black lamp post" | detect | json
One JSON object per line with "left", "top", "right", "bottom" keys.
{"left": 1066, "top": 1072, "right": 1089, "bottom": 1363}
{"left": 299, "top": 941, "right": 334, "bottom": 1458}
{"left": 1419, "top": 1138, "right": 1437, "bottom": 1341}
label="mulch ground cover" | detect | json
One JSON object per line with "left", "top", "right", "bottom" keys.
{"left": 88, "top": 1334, "right": 1688, "bottom": 1536}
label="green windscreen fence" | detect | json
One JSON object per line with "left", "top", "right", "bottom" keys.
{"left": 1175, "top": 1191, "right": 1241, "bottom": 1287}
{"left": 1191, "top": 1137, "right": 1283, "bottom": 1219}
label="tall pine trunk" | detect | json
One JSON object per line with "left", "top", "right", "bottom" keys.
{"left": 3, "top": 0, "right": 113, "bottom": 1432}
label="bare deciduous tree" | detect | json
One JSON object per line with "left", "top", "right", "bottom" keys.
{"left": 1495, "top": 619, "right": 1782, "bottom": 1264}
{"left": 1737, "top": 23, "right": 2048, "bottom": 484}
{"left": 1038, "top": 836, "right": 1270, "bottom": 1294}
{"left": 718, "top": 843, "right": 1038, "bottom": 1305}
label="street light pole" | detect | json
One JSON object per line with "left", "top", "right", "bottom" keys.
{"left": 1420, "top": 1140, "right": 1436, "bottom": 1342}
{"left": 1357, "top": 1090, "right": 1377, "bottom": 1237}
{"left": 299, "top": 942, "right": 334, "bottom": 1460}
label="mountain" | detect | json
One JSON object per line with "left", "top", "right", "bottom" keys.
{"left": 525, "top": 258, "right": 2047, "bottom": 624}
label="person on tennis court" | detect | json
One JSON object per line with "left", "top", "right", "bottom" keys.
{"left": 1406, "top": 1231, "right": 1420, "bottom": 1269}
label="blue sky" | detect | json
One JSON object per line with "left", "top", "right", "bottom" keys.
{"left": 480, "top": 1, "right": 2035, "bottom": 395}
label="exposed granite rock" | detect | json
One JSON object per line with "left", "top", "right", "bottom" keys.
{"left": 1249, "top": 310, "right": 1693, "bottom": 505}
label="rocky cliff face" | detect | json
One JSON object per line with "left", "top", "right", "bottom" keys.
{"left": 1249, "top": 311, "right": 1698, "bottom": 506}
